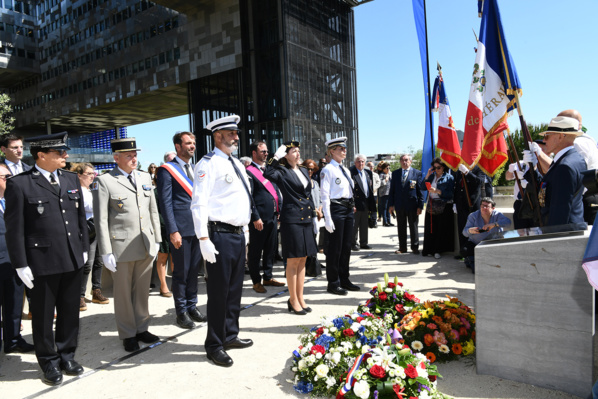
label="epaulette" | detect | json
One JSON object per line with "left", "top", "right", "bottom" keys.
{"left": 298, "top": 164, "right": 307, "bottom": 169}
{"left": 202, "top": 151, "right": 215, "bottom": 161}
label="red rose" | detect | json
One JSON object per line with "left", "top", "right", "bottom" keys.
{"left": 369, "top": 364, "right": 386, "bottom": 379}
{"left": 404, "top": 292, "right": 417, "bottom": 302}
{"left": 387, "top": 282, "right": 396, "bottom": 288}
{"left": 395, "top": 304, "right": 406, "bottom": 315}
{"left": 405, "top": 364, "right": 418, "bottom": 379}
{"left": 356, "top": 317, "right": 364, "bottom": 323}
{"left": 343, "top": 329, "right": 355, "bottom": 337}
{"left": 429, "top": 375, "right": 437, "bottom": 382}
{"left": 311, "top": 345, "right": 326, "bottom": 355}
{"left": 378, "top": 292, "right": 388, "bottom": 301}
{"left": 316, "top": 327, "right": 324, "bottom": 337}
{"left": 362, "top": 352, "right": 372, "bottom": 361}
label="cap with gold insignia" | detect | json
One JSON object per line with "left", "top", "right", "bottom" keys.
{"left": 206, "top": 115, "right": 241, "bottom": 133}
{"left": 325, "top": 136, "right": 347, "bottom": 149}
{"left": 26, "top": 131, "right": 70, "bottom": 151}
{"left": 283, "top": 140, "right": 300, "bottom": 152}
{"left": 111, "top": 137, "right": 141, "bottom": 152}
{"left": 540, "top": 116, "right": 582, "bottom": 137}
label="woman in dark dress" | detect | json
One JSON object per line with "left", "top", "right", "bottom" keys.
{"left": 265, "top": 141, "right": 317, "bottom": 315}
{"left": 421, "top": 157, "right": 455, "bottom": 259}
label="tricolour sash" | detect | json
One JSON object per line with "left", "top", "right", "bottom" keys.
{"left": 160, "top": 162, "right": 193, "bottom": 198}
{"left": 246, "top": 165, "right": 279, "bottom": 212}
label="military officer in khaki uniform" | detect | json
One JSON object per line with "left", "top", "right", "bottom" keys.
{"left": 92, "top": 138, "right": 161, "bottom": 352}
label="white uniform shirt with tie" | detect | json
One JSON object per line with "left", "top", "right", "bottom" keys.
{"left": 320, "top": 159, "right": 354, "bottom": 223}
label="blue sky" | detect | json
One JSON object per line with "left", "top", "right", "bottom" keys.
{"left": 131, "top": 0, "right": 598, "bottom": 167}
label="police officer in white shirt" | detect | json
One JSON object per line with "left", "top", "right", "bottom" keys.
{"left": 320, "top": 137, "right": 359, "bottom": 296}
{"left": 190, "top": 115, "right": 254, "bottom": 367}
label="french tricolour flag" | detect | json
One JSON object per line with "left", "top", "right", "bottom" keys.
{"left": 432, "top": 72, "right": 462, "bottom": 171}
{"left": 461, "top": 0, "right": 520, "bottom": 176}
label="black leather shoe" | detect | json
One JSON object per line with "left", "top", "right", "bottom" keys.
{"left": 351, "top": 245, "right": 360, "bottom": 251}
{"left": 188, "top": 307, "right": 207, "bottom": 323}
{"left": 43, "top": 366, "right": 63, "bottom": 386}
{"left": 136, "top": 331, "right": 159, "bottom": 344}
{"left": 302, "top": 306, "right": 313, "bottom": 313}
{"left": 341, "top": 281, "right": 361, "bottom": 291}
{"left": 207, "top": 349, "right": 233, "bottom": 367}
{"left": 176, "top": 312, "right": 196, "bottom": 329}
{"left": 123, "top": 337, "right": 140, "bottom": 352}
{"left": 360, "top": 244, "right": 372, "bottom": 250}
{"left": 4, "top": 339, "right": 35, "bottom": 354}
{"left": 327, "top": 286, "right": 348, "bottom": 296}
{"left": 412, "top": 249, "right": 420, "bottom": 255}
{"left": 60, "top": 360, "right": 84, "bottom": 376}
{"left": 223, "top": 337, "right": 254, "bottom": 350}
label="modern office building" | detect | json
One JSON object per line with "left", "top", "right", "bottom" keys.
{"left": 0, "top": 0, "right": 371, "bottom": 160}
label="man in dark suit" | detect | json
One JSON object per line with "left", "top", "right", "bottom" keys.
{"left": 523, "top": 116, "right": 585, "bottom": 226}
{"left": 389, "top": 154, "right": 423, "bottom": 254}
{"left": 245, "top": 141, "right": 284, "bottom": 293}
{"left": 0, "top": 163, "right": 34, "bottom": 355}
{"left": 5, "top": 132, "right": 89, "bottom": 386}
{"left": 156, "top": 131, "right": 207, "bottom": 329}
{"left": 453, "top": 164, "right": 484, "bottom": 257}
{"left": 0, "top": 133, "right": 31, "bottom": 176}
{"left": 350, "top": 154, "right": 376, "bottom": 250}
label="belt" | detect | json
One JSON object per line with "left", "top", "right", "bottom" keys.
{"left": 208, "top": 221, "right": 244, "bottom": 235}
{"left": 330, "top": 198, "right": 354, "bottom": 209}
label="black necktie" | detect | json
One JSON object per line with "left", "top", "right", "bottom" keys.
{"left": 50, "top": 173, "right": 60, "bottom": 194}
{"left": 339, "top": 166, "right": 354, "bottom": 197}
{"left": 229, "top": 156, "right": 255, "bottom": 210}
{"left": 128, "top": 174, "right": 136, "bottom": 190}
{"left": 184, "top": 164, "right": 194, "bottom": 181}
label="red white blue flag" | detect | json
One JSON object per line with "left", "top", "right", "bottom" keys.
{"left": 461, "top": 0, "right": 521, "bottom": 176}
{"left": 432, "top": 71, "right": 462, "bottom": 171}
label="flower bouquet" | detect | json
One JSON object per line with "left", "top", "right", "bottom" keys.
{"left": 336, "top": 343, "right": 448, "bottom": 399}
{"left": 399, "top": 296, "right": 476, "bottom": 363}
{"left": 357, "top": 274, "right": 420, "bottom": 327}
{"left": 291, "top": 312, "right": 389, "bottom": 397}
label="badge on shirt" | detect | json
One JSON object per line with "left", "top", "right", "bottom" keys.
{"left": 37, "top": 203, "right": 44, "bottom": 215}
{"left": 335, "top": 178, "right": 341, "bottom": 185}
{"left": 91, "top": 182, "right": 99, "bottom": 191}
{"left": 117, "top": 200, "right": 124, "bottom": 209}
{"left": 68, "top": 189, "right": 79, "bottom": 194}
{"left": 225, "top": 174, "right": 233, "bottom": 184}
{"left": 142, "top": 185, "right": 152, "bottom": 191}
{"left": 197, "top": 170, "right": 206, "bottom": 182}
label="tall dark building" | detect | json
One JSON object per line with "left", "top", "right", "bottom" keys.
{"left": 0, "top": 0, "right": 370, "bottom": 161}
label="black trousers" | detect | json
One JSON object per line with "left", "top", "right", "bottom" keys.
{"left": 205, "top": 231, "right": 245, "bottom": 354}
{"left": 81, "top": 238, "right": 103, "bottom": 296}
{"left": 247, "top": 216, "right": 277, "bottom": 285}
{"left": 0, "top": 264, "right": 25, "bottom": 348}
{"left": 326, "top": 203, "right": 354, "bottom": 289}
{"left": 352, "top": 210, "right": 369, "bottom": 246}
{"left": 397, "top": 208, "right": 420, "bottom": 251}
{"left": 171, "top": 235, "right": 201, "bottom": 315}
{"left": 583, "top": 192, "right": 598, "bottom": 225}
{"left": 30, "top": 267, "right": 82, "bottom": 372}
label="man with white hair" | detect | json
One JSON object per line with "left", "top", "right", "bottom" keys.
{"left": 163, "top": 151, "right": 176, "bottom": 164}
{"left": 349, "top": 154, "right": 376, "bottom": 251}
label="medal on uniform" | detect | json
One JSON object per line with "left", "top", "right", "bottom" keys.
{"left": 538, "top": 182, "right": 546, "bottom": 207}
{"left": 409, "top": 180, "right": 416, "bottom": 189}
{"left": 37, "top": 204, "right": 44, "bottom": 215}
{"left": 117, "top": 199, "right": 124, "bottom": 209}
{"left": 225, "top": 174, "right": 233, "bottom": 184}
{"left": 335, "top": 178, "right": 341, "bottom": 185}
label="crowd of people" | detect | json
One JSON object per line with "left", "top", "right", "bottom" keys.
{"left": 0, "top": 108, "right": 596, "bottom": 385}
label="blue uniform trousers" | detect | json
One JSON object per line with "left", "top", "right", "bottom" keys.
{"left": 171, "top": 235, "right": 201, "bottom": 315}
{"left": 205, "top": 231, "right": 245, "bottom": 354}
{"left": 325, "top": 203, "right": 354, "bottom": 289}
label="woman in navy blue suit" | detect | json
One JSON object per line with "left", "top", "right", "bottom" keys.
{"left": 265, "top": 141, "right": 317, "bottom": 315}
{"left": 421, "top": 158, "right": 455, "bottom": 259}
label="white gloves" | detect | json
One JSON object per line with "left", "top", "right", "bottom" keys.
{"left": 515, "top": 170, "right": 525, "bottom": 180}
{"left": 529, "top": 141, "right": 542, "bottom": 154}
{"left": 458, "top": 164, "right": 469, "bottom": 174}
{"left": 83, "top": 251, "right": 88, "bottom": 264}
{"left": 274, "top": 145, "right": 287, "bottom": 160}
{"left": 155, "top": 243, "right": 160, "bottom": 253}
{"left": 520, "top": 179, "right": 529, "bottom": 189}
{"left": 325, "top": 218, "right": 335, "bottom": 233}
{"left": 102, "top": 254, "right": 117, "bottom": 272}
{"left": 452, "top": 204, "right": 457, "bottom": 214}
{"left": 508, "top": 163, "right": 517, "bottom": 173}
{"left": 244, "top": 230, "right": 249, "bottom": 246}
{"left": 522, "top": 150, "right": 537, "bottom": 166}
{"left": 200, "top": 239, "right": 219, "bottom": 263}
{"left": 16, "top": 267, "right": 34, "bottom": 289}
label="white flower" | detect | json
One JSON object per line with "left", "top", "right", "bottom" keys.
{"left": 353, "top": 380, "right": 370, "bottom": 399}
{"left": 411, "top": 340, "right": 424, "bottom": 351}
{"left": 415, "top": 352, "right": 426, "bottom": 361}
{"left": 300, "top": 347, "right": 308, "bottom": 355}
{"left": 315, "top": 352, "right": 323, "bottom": 360}
{"left": 350, "top": 322, "right": 361, "bottom": 332}
{"left": 361, "top": 345, "right": 371, "bottom": 354}
{"left": 306, "top": 354, "right": 316, "bottom": 365}
{"left": 315, "top": 364, "right": 329, "bottom": 378}
{"left": 326, "top": 376, "right": 336, "bottom": 388}
{"left": 385, "top": 288, "right": 393, "bottom": 293}
{"left": 291, "top": 367, "right": 298, "bottom": 372}
{"left": 306, "top": 343, "right": 313, "bottom": 350}
{"left": 331, "top": 352, "right": 341, "bottom": 364}
{"left": 420, "top": 390, "right": 431, "bottom": 399}
{"left": 298, "top": 359, "right": 307, "bottom": 370}
{"left": 325, "top": 353, "right": 331, "bottom": 360}
{"left": 355, "top": 340, "right": 362, "bottom": 349}
{"left": 330, "top": 327, "right": 337, "bottom": 333}
{"left": 396, "top": 367, "right": 406, "bottom": 379}
{"left": 388, "top": 369, "right": 396, "bottom": 377}
{"left": 439, "top": 344, "right": 450, "bottom": 354}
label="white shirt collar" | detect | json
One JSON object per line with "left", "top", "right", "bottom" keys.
{"left": 117, "top": 167, "right": 134, "bottom": 178}
{"left": 213, "top": 147, "right": 230, "bottom": 159}
{"left": 35, "top": 164, "right": 58, "bottom": 181}
{"left": 4, "top": 159, "right": 18, "bottom": 168}
{"left": 174, "top": 156, "right": 192, "bottom": 168}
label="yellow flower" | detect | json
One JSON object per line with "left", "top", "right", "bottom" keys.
{"left": 468, "top": 314, "right": 476, "bottom": 323}
{"left": 444, "top": 301, "right": 459, "bottom": 309}
{"left": 462, "top": 340, "right": 475, "bottom": 356}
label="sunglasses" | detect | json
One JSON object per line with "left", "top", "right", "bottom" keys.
{"left": 434, "top": 166, "right": 443, "bottom": 170}
{"left": 0, "top": 174, "right": 13, "bottom": 180}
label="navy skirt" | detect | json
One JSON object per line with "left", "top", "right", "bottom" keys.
{"left": 280, "top": 222, "right": 317, "bottom": 259}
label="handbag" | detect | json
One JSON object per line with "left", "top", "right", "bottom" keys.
{"left": 87, "top": 217, "right": 96, "bottom": 243}
{"left": 305, "top": 255, "right": 322, "bottom": 277}
{"left": 429, "top": 198, "right": 446, "bottom": 215}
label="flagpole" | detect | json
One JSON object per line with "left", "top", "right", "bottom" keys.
{"left": 423, "top": 0, "right": 435, "bottom": 156}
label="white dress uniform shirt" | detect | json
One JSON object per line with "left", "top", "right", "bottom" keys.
{"left": 574, "top": 133, "right": 598, "bottom": 169}
{"left": 191, "top": 147, "right": 251, "bottom": 239}
{"left": 35, "top": 164, "right": 60, "bottom": 186}
{"left": 320, "top": 159, "right": 354, "bottom": 223}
